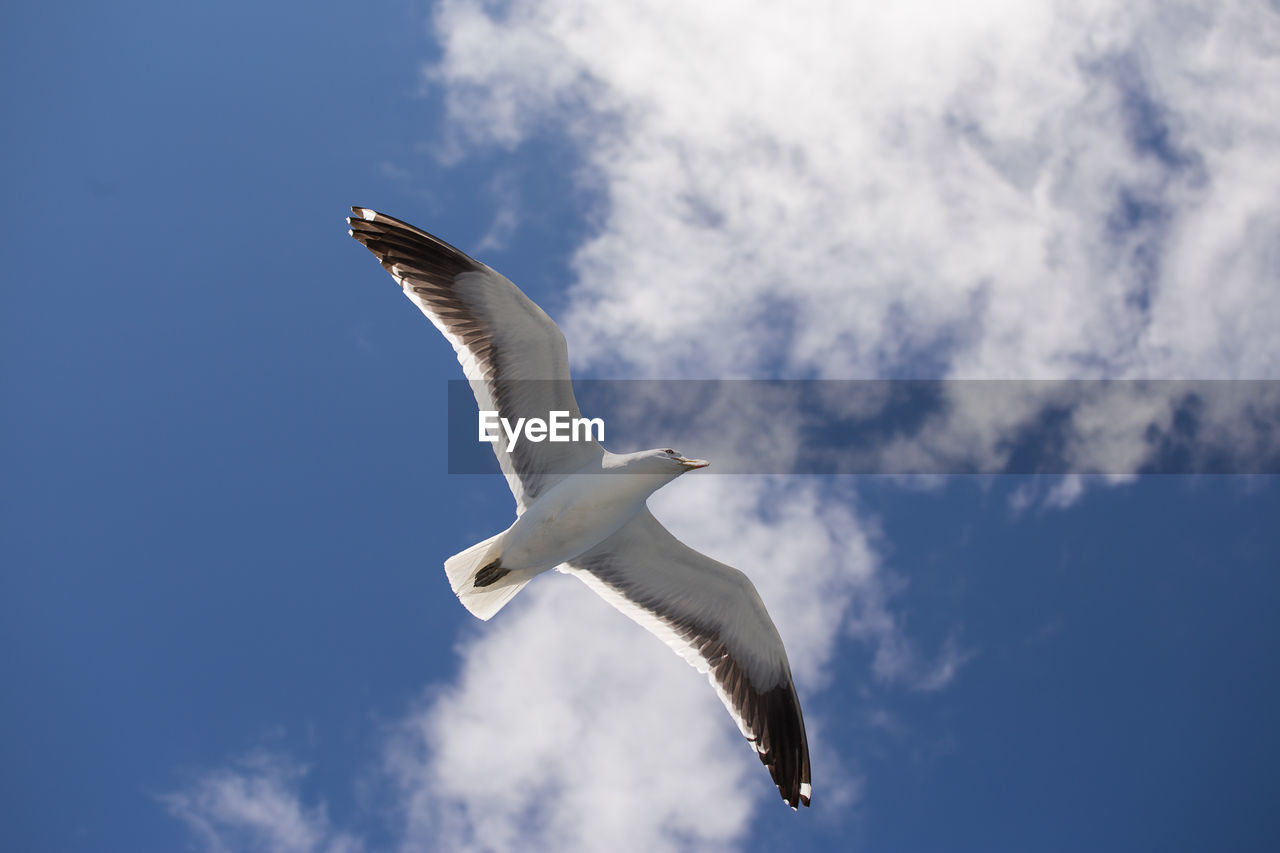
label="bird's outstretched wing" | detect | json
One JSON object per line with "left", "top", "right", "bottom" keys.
{"left": 348, "top": 207, "right": 602, "bottom": 511}
{"left": 563, "top": 510, "right": 812, "bottom": 809}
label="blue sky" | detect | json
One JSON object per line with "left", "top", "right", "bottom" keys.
{"left": 4, "top": 2, "right": 1279, "bottom": 851}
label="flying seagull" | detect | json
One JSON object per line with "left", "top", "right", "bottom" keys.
{"left": 347, "top": 206, "right": 812, "bottom": 809}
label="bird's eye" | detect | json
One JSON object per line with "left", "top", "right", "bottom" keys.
{"left": 663, "top": 449, "right": 676, "bottom": 455}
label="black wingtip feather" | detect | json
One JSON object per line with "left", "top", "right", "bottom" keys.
{"left": 346, "top": 206, "right": 484, "bottom": 282}
{"left": 750, "top": 681, "right": 811, "bottom": 809}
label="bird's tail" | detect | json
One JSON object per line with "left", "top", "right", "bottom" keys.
{"left": 443, "top": 531, "right": 533, "bottom": 621}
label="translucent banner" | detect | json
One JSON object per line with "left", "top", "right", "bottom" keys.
{"left": 447, "top": 380, "right": 1280, "bottom": 475}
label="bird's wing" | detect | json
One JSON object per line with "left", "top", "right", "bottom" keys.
{"left": 562, "top": 509, "right": 812, "bottom": 809}
{"left": 348, "top": 207, "right": 603, "bottom": 511}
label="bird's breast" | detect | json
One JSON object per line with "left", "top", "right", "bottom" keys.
{"left": 501, "top": 473, "right": 659, "bottom": 570}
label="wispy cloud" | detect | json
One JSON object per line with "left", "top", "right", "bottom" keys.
{"left": 474, "top": 171, "right": 524, "bottom": 253}
{"left": 160, "top": 753, "right": 363, "bottom": 853}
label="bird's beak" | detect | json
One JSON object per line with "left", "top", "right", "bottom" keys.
{"left": 678, "top": 457, "right": 710, "bottom": 469}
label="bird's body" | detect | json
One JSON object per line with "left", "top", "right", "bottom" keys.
{"left": 499, "top": 452, "right": 697, "bottom": 572}
{"left": 348, "top": 206, "right": 812, "bottom": 809}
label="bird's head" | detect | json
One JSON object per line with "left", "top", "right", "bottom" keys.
{"left": 608, "top": 448, "right": 710, "bottom": 479}
{"left": 649, "top": 447, "right": 710, "bottom": 476}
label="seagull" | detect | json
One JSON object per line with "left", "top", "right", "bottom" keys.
{"left": 347, "top": 206, "right": 812, "bottom": 809}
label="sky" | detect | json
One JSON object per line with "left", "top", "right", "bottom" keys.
{"left": 3, "top": 1, "right": 1279, "bottom": 851}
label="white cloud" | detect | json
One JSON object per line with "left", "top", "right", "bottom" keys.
{"left": 161, "top": 753, "right": 363, "bottom": 853}
{"left": 429, "top": 0, "right": 1280, "bottom": 485}
{"left": 431, "top": 0, "right": 1279, "bottom": 383}
{"left": 384, "top": 581, "right": 755, "bottom": 853}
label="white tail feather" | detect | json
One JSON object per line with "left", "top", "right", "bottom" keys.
{"left": 443, "top": 532, "right": 533, "bottom": 621}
